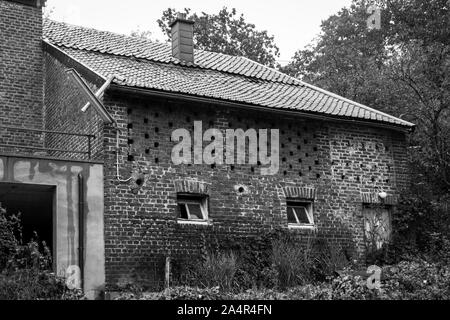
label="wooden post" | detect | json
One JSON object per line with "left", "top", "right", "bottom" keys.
{"left": 164, "top": 256, "right": 171, "bottom": 290}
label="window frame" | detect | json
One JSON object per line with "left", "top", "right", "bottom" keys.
{"left": 286, "top": 199, "right": 315, "bottom": 229}
{"left": 176, "top": 193, "right": 209, "bottom": 223}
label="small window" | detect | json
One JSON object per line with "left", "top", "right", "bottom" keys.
{"left": 177, "top": 194, "right": 208, "bottom": 221}
{"left": 286, "top": 201, "right": 314, "bottom": 226}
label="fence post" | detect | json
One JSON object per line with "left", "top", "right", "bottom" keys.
{"left": 165, "top": 256, "right": 171, "bottom": 290}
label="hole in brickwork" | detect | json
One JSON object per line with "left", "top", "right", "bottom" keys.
{"left": 257, "top": 161, "right": 261, "bottom": 166}
{"left": 304, "top": 139, "right": 308, "bottom": 144}
{"left": 357, "top": 176, "right": 360, "bottom": 182}
{"left": 283, "top": 171, "right": 287, "bottom": 176}
{"left": 230, "top": 165, "right": 235, "bottom": 171}
{"left": 316, "top": 173, "right": 321, "bottom": 179}
{"left": 211, "top": 164, "right": 216, "bottom": 169}
{"left": 228, "top": 122, "right": 232, "bottom": 128}
{"left": 305, "top": 153, "right": 309, "bottom": 157}
{"left": 238, "top": 187, "right": 245, "bottom": 193}
{"left": 127, "top": 109, "right": 132, "bottom": 115}
{"left": 289, "top": 164, "right": 293, "bottom": 169}
{"left": 315, "top": 160, "right": 319, "bottom": 165}
{"left": 169, "top": 122, "right": 173, "bottom": 128}
{"left": 309, "top": 166, "right": 312, "bottom": 171}
{"left": 155, "top": 158, "right": 159, "bottom": 164}
{"left": 135, "top": 178, "right": 144, "bottom": 186}
{"left": 251, "top": 167, "right": 255, "bottom": 173}
{"left": 155, "top": 127, "right": 159, "bottom": 133}
{"left": 127, "top": 123, "right": 133, "bottom": 129}
{"left": 289, "top": 151, "right": 294, "bottom": 156}
{"left": 128, "top": 139, "right": 134, "bottom": 145}
{"left": 144, "top": 118, "right": 148, "bottom": 124}
{"left": 154, "top": 142, "right": 159, "bottom": 148}
{"left": 282, "top": 157, "right": 286, "bottom": 162}
{"left": 145, "top": 149, "right": 150, "bottom": 154}
{"left": 371, "top": 177, "right": 376, "bottom": 182}
{"left": 313, "top": 147, "right": 318, "bottom": 152}
{"left": 128, "top": 155, "right": 134, "bottom": 162}
{"left": 155, "top": 112, "right": 159, "bottom": 118}
{"left": 145, "top": 133, "right": 149, "bottom": 139}
{"left": 341, "top": 175, "right": 345, "bottom": 180}
{"left": 209, "top": 120, "right": 214, "bottom": 127}
{"left": 299, "top": 171, "right": 303, "bottom": 176}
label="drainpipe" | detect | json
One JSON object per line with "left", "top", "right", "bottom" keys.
{"left": 78, "top": 173, "right": 85, "bottom": 291}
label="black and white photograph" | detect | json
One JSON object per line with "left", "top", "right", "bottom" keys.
{"left": 0, "top": 0, "right": 449, "bottom": 310}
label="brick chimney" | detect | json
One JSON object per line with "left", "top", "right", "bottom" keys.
{"left": 169, "top": 13, "right": 195, "bottom": 63}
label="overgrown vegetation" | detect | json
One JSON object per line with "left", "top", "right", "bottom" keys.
{"left": 0, "top": 205, "right": 85, "bottom": 300}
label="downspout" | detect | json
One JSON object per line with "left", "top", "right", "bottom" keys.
{"left": 78, "top": 173, "right": 85, "bottom": 291}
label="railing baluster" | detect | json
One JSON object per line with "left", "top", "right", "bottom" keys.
{"left": 0, "top": 125, "right": 96, "bottom": 160}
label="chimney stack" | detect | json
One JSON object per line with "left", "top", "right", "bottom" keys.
{"left": 169, "top": 13, "right": 195, "bottom": 63}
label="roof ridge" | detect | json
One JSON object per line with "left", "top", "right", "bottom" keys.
{"left": 44, "top": 19, "right": 302, "bottom": 86}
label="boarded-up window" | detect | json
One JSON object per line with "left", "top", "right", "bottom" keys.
{"left": 363, "top": 205, "right": 392, "bottom": 252}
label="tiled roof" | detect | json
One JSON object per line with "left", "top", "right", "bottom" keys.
{"left": 43, "top": 19, "right": 414, "bottom": 129}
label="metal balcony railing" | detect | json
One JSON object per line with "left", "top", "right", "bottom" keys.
{"left": 0, "top": 125, "right": 95, "bottom": 160}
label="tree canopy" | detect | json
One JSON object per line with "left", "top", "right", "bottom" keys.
{"left": 281, "top": 0, "right": 450, "bottom": 194}
{"left": 157, "top": 7, "right": 280, "bottom": 67}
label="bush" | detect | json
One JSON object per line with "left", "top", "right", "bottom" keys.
{"left": 272, "top": 235, "right": 350, "bottom": 289}
{"left": 0, "top": 269, "right": 84, "bottom": 300}
{"left": 0, "top": 206, "right": 20, "bottom": 269}
{"left": 0, "top": 205, "right": 85, "bottom": 300}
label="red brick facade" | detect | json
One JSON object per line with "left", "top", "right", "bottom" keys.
{"left": 0, "top": 0, "right": 44, "bottom": 152}
{"left": 98, "top": 89, "right": 409, "bottom": 288}
{"left": 1, "top": 1, "right": 410, "bottom": 291}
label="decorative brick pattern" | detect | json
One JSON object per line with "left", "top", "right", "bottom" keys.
{"left": 174, "top": 180, "right": 210, "bottom": 195}
{"left": 282, "top": 186, "right": 316, "bottom": 200}
{"left": 97, "top": 90, "right": 409, "bottom": 289}
{"left": 361, "top": 192, "right": 398, "bottom": 205}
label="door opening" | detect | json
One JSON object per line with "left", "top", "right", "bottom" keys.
{"left": 0, "top": 183, "right": 55, "bottom": 267}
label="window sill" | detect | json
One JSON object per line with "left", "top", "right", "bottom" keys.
{"left": 177, "top": 219, "right": 212, "bottom": 226}
{"left": 288, "top": 224, "right": 316, "bottom": 230}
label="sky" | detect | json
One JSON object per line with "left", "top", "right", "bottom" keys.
{"left": 45, "top": 0, "right": 354, "bottom": 64}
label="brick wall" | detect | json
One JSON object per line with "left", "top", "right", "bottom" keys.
{"left": 0, "top": 0, "right": 44, "bottom": 153}
{"left": 102, "top": 90, "right": 409, "bottom": 289}
{"left": 44, "top": 52, "right": 104, "bottom": 160}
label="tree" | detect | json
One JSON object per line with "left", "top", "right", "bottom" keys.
{"left": 157, "top": 7, "right": 280, "bottom": 67}
{"left": 281, "top": 0, "right": 450, "bottom": 194}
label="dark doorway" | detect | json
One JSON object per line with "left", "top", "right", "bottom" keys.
{"left": 0, "top": 183, "right": 55, "bottom": 256}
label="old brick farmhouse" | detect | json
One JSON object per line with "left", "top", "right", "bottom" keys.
{"left": 0, "top": 0, "right": 414, "bottom": 298}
